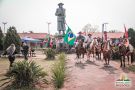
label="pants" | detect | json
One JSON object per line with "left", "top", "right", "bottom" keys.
{"left": 24, "top": 53, "right": 28, "bottom": 60}
{"left": 8, "top": 55, "right": 15, "bottom": 67}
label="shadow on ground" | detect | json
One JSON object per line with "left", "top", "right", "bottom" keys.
{"left": 100, "top": 65, "right": 118, "bottom": 74}
{"left": 75, "top": 62, "right": 87, "bottom": 69}
{"left": 121, "top": 67, "right": 130, "bottom": 73}
{"left": 85, "top": 60, "right": 100, "bottom": 66}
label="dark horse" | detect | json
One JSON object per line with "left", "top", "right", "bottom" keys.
{"left": 95, "top": 43, "right": 102, "bottom": 60}
{"left": 102, "top": 41, "right": 111, "bottom": 65}
{"left": 75, "top": 41, "right": 86, "bottom": 59}
{"left": 118, "top": 44, "right": 127, "bottom": 67}
{"left": 119, "top": 44, "right": 134, "bottom": 67}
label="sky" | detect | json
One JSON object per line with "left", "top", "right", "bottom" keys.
{"left": 0, "top": 0, "right": 135, "bottom": 35}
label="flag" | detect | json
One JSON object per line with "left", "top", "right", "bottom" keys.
{"left": 64, "top": 27, "right": 76, "bottom": 45}
{"left": 124, "top": 24, "right": 128, "bottom": 38}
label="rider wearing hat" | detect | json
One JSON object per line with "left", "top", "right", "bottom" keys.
{"left": 86, "top": 33, "right": 93, "bottom": 49}
{"left": 76, "top": 31, "right": 85, "bottom": 42}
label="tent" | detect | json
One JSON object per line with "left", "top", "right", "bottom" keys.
{"left": 21, "top": 37, "right": 41, "bottom": 43}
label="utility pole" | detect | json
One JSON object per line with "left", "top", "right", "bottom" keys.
{"left": 2, "top": 22, "right": 7, "bottom": 35}
{"left": 47, "top": 22, "right": 51, "bottom": 35}
{"left": 102, "top": 23, "right": 108, "bottom": 42}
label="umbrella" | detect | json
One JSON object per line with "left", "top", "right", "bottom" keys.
{"left": 21, "top": 37, "right": 41, "bottom": 43}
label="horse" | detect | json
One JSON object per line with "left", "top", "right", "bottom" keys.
{"left": 102, "top": 40, "right": 111, "bottom": 65}
{"left": 95, "top": 43, "right": 102, "bottom": 60}
{"left": 95, "top": 38, "right": 102, "bottom": 60}
{"left": 75, "top": 40, "right": 86, "bottom": 59}
{"left": 119, "top": 43, "right": 134, "bottom": 67}
{"left": 87, "top": 39, "right": 97, "bottom": 61}
{"left": 118, "top": 44, "right": 127, "bottom": 67}
{"left": 126, "top": 44, "right": 134, "bottom": 65}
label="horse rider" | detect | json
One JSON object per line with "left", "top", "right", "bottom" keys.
{"left": 76, "top": 32, "right": 85, "bottom": 47}
{"left": 86, "top": 33, "right": 93, "bottom": 49}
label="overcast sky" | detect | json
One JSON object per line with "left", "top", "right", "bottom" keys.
{"left": 0, "top": 0, "right": 135, "bottom": 34}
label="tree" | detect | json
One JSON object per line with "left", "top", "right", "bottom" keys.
{"left": 108, "top": 30, "right": 120, "bottom": 33}
{"left": 128, "top": 28, "right": 135, "bottom": 47}
{"left": 0, "top": 27, "right": 4, "bottom": 50}
{"left": 3, "top": 26, "right": 21, "bottom": 53}
{"left": 82, "top": 23, "right": 98, "bottom": 34}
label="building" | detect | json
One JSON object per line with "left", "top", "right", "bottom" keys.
{"left": 19, "top": 33, "right": 53, "bottom": 48}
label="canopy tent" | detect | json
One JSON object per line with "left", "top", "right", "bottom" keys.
{"left": 21, "top": 37, "right": 41, "bottom": 43}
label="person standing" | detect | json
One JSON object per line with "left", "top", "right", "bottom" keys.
{"left": 6, "top": 44, "right": 16, "bottom": 67}
{"left": 22, "top": 43, "right": 29, "bottom": 60}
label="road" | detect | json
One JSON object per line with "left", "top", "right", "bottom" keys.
{"left": 62, "top": 54, "right": 135, "bottom": 90}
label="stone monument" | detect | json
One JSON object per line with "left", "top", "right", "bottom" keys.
{"left": 55, "top": 3, "right": 66, "bottom": 35}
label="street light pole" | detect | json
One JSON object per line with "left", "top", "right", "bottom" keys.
{"left": 47, "top": 22, "right": 51, "bottom": 35}
{"left": 2, "top": 22, "right": 7, "bottom": 35}
{"left": 102, "top": 23, "right": 108, "bottom": 42}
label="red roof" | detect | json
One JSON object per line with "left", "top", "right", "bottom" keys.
{"left": 19, "top": 33, "right": 52, "bottom": 39}
{"left": 89, "top": 32, "right": 124, "bottom": 39}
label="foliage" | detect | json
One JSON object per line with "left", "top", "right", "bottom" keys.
{"left": 0, "top": 27, "right": 4, "bottom": 50}
{"left": 52, "top": 53, "right": 66, "bottom": 88}
{"left": 3, "top": 26, "right": 21, "bottom": 53}
{"left": 128, "top": 28, "right": 135, "bottom": 48}
{"left": 45, "top": 48, "right": 55, "bottom": 60}
{"left": 108, "top": 30, "right": 120, "bottom": 33}
{"left": 0, "top": 61, "right": 47, "bottom": 89}
{"left": 82, "top": 23, "right": 98, "bottom": 33}
{"left": 128, "top": 65, "right": 135, "bottom": 72}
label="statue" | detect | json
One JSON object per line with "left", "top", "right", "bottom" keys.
{"left": 55, "top": 3, "right": 66, "bottom": 35}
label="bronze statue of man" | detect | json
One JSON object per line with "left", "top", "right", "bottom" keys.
{"left": 55, "top": 3, "right": 66, "bottom": 35}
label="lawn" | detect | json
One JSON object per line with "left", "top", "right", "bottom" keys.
{"left": 0, "top": 50, "right": 58, "bottom": 89}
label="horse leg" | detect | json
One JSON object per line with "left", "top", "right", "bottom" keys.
{"left": 120, "top": 56, "right": 123, "bottom": 67}
{"left": 87, "top": 52, "right": 90, "bottom": 61}
{"left": 93, "top": 52, "right": 95, "bottom": 62}
{"left": 123, "top": 56, "right": 126, "bottom": 67}
{"left": 104, "top": 56, "right": 107, "bottom": 65}
{"left": 82, "top": 53, "right": 84, "bottom": 58}
{"left": 131, "top": 52, "right": 134, "bottom": 64}
{"left": 127, "top": 55, "right": 129, "bottom": 65}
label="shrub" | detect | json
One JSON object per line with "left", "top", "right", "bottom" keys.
{"left": 52, "top": 53, "right": 66, "bottom": 88}
{"left": 0, "top": 60, "right": 47, "bottom": 89}
{"left": 3, "top": 26, "right": 21, "bottom": 53}
{"left": 45, "top": 48, "right": 55, "bottom": 60}
{"left": 128, "top": 65, "right": 135, "bottom": 72}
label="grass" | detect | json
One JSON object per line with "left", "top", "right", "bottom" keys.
{"left": 128, "top": 65, "right": 135, "bottom": 72}
{"left": 0, "top": 51, "right": 58, "bottom": 89}
{"left": 52, "top": 53, "right": 66, "bottom": 88}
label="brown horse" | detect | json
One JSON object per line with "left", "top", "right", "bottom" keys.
{"left": 118, "top": 44, "right": 127, "bottom": 67}
{"left": 102, "top": 41, "right": 111, "bottom": 65}
{"left": 75, "top": 41, "right": 86, "bottom": 59}
{"left": 95, "top": 44, "right": 102, "bottom": 60}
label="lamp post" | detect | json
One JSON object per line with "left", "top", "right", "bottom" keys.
{"left": 2, "top": 22, "right": 7, "bottom": 35}
{"left": 102, "top": 23, "right": 108, "bottom": 42}
{"left": 47, "top": 22, "right": 51, "bottom": 35}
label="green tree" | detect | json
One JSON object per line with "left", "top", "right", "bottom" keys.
{"left": 0, "top": 27, "right": 4, "bottom": 50}
{"left": 3, "top": 26, "right": 21, "bottom": 53}
{"left": 128, "top": 28, "right": 135, "bottom": 47}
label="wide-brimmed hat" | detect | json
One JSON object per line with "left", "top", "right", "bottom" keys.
{"left": 58, "top": 3, "right": 64, "bottom": 6}
{"left": 88, "top": 33, "right": 92, "bottom": 36}
{"left": 78, "top": 31, "right": 83, "bottom": 34}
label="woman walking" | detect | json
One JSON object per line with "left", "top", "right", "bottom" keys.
{"left": 6, "top": 44, "right": 16, "bottom": 67}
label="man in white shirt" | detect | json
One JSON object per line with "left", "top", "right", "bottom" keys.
{"left": 86, "top": 34, "right": 93, "bottom": 49}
